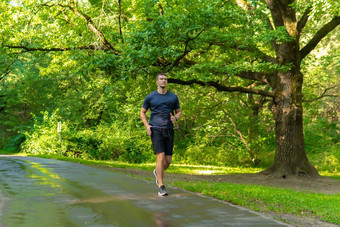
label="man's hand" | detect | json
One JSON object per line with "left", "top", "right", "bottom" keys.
{"left": 170, "top": 113, "right": 177, "bottom": 124}
{"left": 146, "top": 125, "right": 152, "bottom": 136}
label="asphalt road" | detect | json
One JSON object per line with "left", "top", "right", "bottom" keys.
{"left": 0, "top": 155, "right": 290, "bottom": 227}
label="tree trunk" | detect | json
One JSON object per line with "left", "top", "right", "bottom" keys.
{"left": 262, "top": 70, "right": 320, "bottom": 178}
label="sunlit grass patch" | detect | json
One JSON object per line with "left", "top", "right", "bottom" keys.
{"left": 22, "top": 155, "right": 263, "bottom": 175}
{"left": 24, "top": 154, "right": 264, "bottom": 175}
{"left": 22, "top": 153, "right": 340, "bottom": 178}
{"left": 16, "top": 152, "right": 340, "bottom": 178}
{"left": 319, "top": 171, "right": 340, "bottom": 180}
{"left": 169, "top": 164, "right": 263, "bottom": 175}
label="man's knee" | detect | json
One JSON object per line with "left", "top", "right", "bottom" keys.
{"left": 165, "top": 156, "right": 172, "bottom": 165}
{"left": 156, "top": 152, "right": 165, "bottom": 162}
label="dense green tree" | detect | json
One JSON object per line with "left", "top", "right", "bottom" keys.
{"left": 1, "top": 0, "right": 339, "bottom": 177}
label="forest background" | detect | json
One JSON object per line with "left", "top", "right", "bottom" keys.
{"left": 0, "top": 0, "right": 339, "bottom": 174}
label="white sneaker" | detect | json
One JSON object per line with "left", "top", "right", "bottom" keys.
{"left": 153, "top": 169, "right": 159, "bottom": 186}
{"left": 158, "top": 185, "right": 168, "bottom": 196}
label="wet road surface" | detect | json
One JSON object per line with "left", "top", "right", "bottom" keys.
{"left": 0, "top": 155, "right": 290, "bottom": 226}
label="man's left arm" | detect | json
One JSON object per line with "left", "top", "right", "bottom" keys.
{"left": 171, "top": 95, "right": 181, "bottom": 123}
{"left": 171, "top": 109, "right": 182, "bottom": 124}
{"left": 174, "top": 109, "right": 182, "bottom": 121}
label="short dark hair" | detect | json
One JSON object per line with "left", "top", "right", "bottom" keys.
{"left": 156, "top": 73, "right": 167, "bottom": 80}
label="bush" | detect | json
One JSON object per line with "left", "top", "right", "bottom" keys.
{"left": 21, "top": 110, "right": 154, "bottom": 163}
{"left": 3, "top": 133, "right": 26, "bottom": 153}
{"left": 21, "top": 110, "right": 64, "bottom": 155}
{"left": 309, "top": 143, "right": 340, "bottom": 173}
{"left": 182, "top": 142, "right": 255, "bottom": 167}
{"left": 304, "top": 116, "right": 339, "bottom": 173}
{"left": 66, "top": 130, "right": 102, "bottom": 159}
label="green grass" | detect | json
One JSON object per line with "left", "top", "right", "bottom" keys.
{"left": 0, "top": 149, "right": 21, "bottom": 155}
{"left": 330, "top": 175, "right": 340, "bottom": 180}
{"left": 165, "top": 164, "right": 263, "bottom": 175}
{"left": 319, "top": 171, "right": 340, "bottom": 181}
{"left": 17, "top": 153, "right": 265, "bottom": 175}
{"left": 172, "top": 181, "right": 340, "bottom": 224}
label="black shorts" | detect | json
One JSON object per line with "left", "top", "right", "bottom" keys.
{"left": 151, "top": 128, "right": 174, "bottom": 156}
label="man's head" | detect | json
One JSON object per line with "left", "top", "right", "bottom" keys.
{"left": 156, "top": 73, "right": 167, "bottom": 81}
{"left": 156, "top": 73, "right": 168, "bottom": 89}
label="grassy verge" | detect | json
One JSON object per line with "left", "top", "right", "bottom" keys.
{"left": 16, "top": 153, "right": 264, "bottom": 175}
{"left": 24, "top": 153, "right": 339, "bottom": 180}
{"left": 3, "top": 153, "right": 339, "bottom": 224}
{"left": 0, "top": 149, "right": 21, "bottom": 155}
{"left": 172, "top": 181, "right": 340, "bottom": 224}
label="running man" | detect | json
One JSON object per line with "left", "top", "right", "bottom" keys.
{"left": 140, "top": 73, "right": 182, "bottom": 196}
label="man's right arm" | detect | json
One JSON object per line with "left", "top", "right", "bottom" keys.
{"left": 140, "top": 107, "right": 152, "bottom": 136}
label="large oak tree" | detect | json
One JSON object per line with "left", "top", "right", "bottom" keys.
{"left": 134, "top": 0, "right": 339, "bottom": 178}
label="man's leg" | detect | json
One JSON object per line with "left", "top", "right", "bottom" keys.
{"left": 153, "top": 129, "right": 173, "bottom": 194}
{"left": 155, "top": 154, "right": 172, "bottom": 188}
{"left": 164, "top": 155, "right": 172, "bottom": 171}
{"left": 156, "top": 152, "right": 165, "bottom": 187}
{"left": 163, "top": 128, "right": 174, "bottom": 172}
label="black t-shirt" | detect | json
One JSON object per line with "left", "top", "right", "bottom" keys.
{"left": 142, "top": 91, "right": 180, "bottom": 129}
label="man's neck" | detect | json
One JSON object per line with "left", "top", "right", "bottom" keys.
{"left": 157, "top": 87, "right": 167, "bottom": 94}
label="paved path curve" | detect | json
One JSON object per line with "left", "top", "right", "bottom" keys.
{"left": 0, "top": 155, "right": 290, "bottom": 227}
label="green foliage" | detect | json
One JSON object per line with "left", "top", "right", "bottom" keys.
{"left": 0, "top": 0, "right": 339, "bottom": 174}
{"left": 2, "top": 133, "right": 25, "bottom": 153}
{"left": 21, "top": 110, "right": 65, "bottom": 155}
{"left": 304, "top": 118, "right": 339, "bottom": 173}
{"left": 20, "top": 108, "right": 153, "bottom": 163}
{"left": 300, "top": 20, "right": 339, "bottom": 174}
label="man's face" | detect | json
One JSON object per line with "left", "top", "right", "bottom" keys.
{"left": 157, "top": 75, "right": 168, "bottom": 88}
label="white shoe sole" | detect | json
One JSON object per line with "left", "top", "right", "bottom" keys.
{"left": 153, "top": 169, "right": 159, "bottom": 186}
{"left": 158, "top": 192, "right": 168, "bottom": 196}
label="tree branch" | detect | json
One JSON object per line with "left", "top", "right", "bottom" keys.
{"left": 3, "top": 45, "right": 101, "bottom": 52}
{"left": 158, "top": 2, "right": 164, "bottom": 15}
{"left": 303, "top": 83, "right": 339, "bottom": 102}
{"left": 297, "top": 7, "right": 311, "bottom": 34}
{"left": 168, "top": 41, "right": 191, "bottom": 70}
{"left": 266, "top": 17, "right": 279, "bottom": 52}
{"left": 0, "top": 95, "right": 5, "bottom": 112}
{"left": 167, "top": 29, "right": 206, "bottom": 70}
{"left": 0, "top": 58, "right": 18, "bottom": 81}
{"left": 225, "top": 111, "right": 252, "bottom": 155}
{"left": 300, "top": 16, "right": 340, "bottom": 60}
{"left": 118, "top": 0, "right": 124, "bottom": 44}
{"left": 0, "top": 68, "right": 9, "bottom": 81}
{"left": 210, "top": 96, "right": 253, "bottom": 158}
{"left": 265, "top": 0, "right": 285, "bottom": 27}
{"left": 168, "top": 78, "right": 275, "bottom": 97}
{"left": 58, "top": 0, "right": 120, "bottom": 55}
